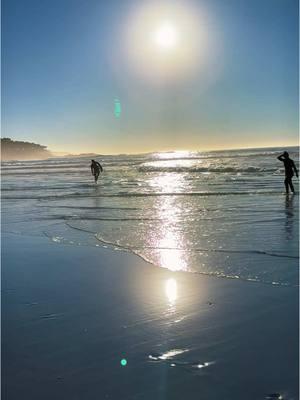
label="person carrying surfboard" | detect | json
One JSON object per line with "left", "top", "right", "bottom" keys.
{"left": 90, "top": 159, "right": 103, "bottom": 183}
{"left": 277, "top": 151, "right": 298, "bottom": 194}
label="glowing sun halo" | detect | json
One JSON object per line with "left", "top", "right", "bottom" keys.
{"left": 125, "top": 2, "right": 216, "bottom": 82}
{"left": 153, "top": 22, "right": 178, "bottom": 50}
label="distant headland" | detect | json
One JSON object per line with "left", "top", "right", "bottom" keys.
{"left": 0, "top": 138, "right": 100, "bottom": 161}
{"left": 1, "top": 138, "right": 52, "bottom": 161}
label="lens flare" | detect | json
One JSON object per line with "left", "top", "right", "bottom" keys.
{"left": 120, "top": 358, "right": 127, "bottom": 366}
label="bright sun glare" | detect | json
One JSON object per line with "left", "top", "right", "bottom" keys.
{"left": 153, "top": 22, "right": 178, "bottom": 50}
{"left": 126, "top": 2, "right": 212, "bottom": 82}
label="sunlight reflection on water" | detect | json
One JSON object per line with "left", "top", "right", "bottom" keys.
{"left": 148, "top": 173, "right": 189, "bottom": 272}
{"left": 154, "top": 151, "right": 193, "bottom": 159}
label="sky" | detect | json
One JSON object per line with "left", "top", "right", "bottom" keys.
{"left": 2, "top": 0, "right": 299, "bottom": 154}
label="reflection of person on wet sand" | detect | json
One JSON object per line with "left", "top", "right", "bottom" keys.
{"left": 90, "top": 159, "right": 103, "bottom": 183}
{"left": 285, "top": 194, "right": 295, "bottom": 240}
{"left": 277, "top": 152, "right": 298, "bottom": 194}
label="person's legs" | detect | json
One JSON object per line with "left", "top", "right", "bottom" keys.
{"left": 95, "top": 171, "right": 99, "bottom": 183}
{"left": 289, "top": 178, "right": 295, "bottom": 193}
{"left": 285, "top": 176, "right": 294, "bottom": 193}
{"left": 284, "top": 178, "right": 289, "bottom": 193}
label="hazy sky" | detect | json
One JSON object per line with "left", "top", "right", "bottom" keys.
{"left": 2, "top": 0, "right": 299, "bottom": 154}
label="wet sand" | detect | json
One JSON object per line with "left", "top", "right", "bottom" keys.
{"left": 2, "top": 232, "right": 299, "bottom": 400}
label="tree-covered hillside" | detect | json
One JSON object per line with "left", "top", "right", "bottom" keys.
{"left": 1, "top": 138, "right": 52, "bottom": 161}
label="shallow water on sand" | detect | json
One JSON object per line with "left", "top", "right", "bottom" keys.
{"left": 2, "top": 147, "right": 299, "bottom": 285}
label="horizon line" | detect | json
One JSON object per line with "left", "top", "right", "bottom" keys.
{"left": 51, "top": 144, "right": 299, "bottom": 158}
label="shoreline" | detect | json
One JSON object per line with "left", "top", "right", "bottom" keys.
{"left": 8, "top": 227, "right": 299, "bottom": 288}
{"left": 2, "top": 232, "right": 299, "bottom": 400}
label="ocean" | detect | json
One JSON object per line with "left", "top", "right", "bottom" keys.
{"left": 2, "top": 146, "right": 299, "bottom": 286}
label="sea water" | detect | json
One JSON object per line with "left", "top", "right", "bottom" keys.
{"left": 2, "top": 147, "right": 299, "bottom": 286}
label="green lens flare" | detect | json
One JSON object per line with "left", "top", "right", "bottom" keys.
{"left": 114, "top": 98, "right": 121, "bottom": 118}
{"left": 120, "top": 359, "right": 127, "bottom": 366}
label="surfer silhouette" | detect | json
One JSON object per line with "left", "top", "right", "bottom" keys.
{"left": 277, "top": 151, "right": 298, "bottom": 194}
{"left": 90, "top": 160, "right": 103, "bottom": 183}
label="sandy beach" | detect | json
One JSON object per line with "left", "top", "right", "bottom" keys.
{"left": 2, "top": 232, "right": 298, "bottom": 400}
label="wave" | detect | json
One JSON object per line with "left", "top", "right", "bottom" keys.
{"left": 1, "top": 161, "right": 138, "bottom": 171}
{"left": 93, "top": 234, "right": 298, "bottom": 260}
{"left": 53, "top": 225, "right": 296, "bottom": 287}
{"left": 44, "top": 216, "right": 162, "bottom": 222}
{"left": 39, "top": 205, "right": 140, "bottom": 210}
{"left": 1, "top": 170, "right": 90, "bottom": 176}
{"left": 138, "top": 165, "right": 278, "bottom": 173}
{"left": 146, "top": 151, "right": 284, "bottom": 162}
{"left": 57, "top": 221, "right": 298, "bottom": 262}
{"left": 2, "top": 190, "right": 286, "bottom": 200}
{"left": 2, "top": 183, "right": 99, "bottom": 191}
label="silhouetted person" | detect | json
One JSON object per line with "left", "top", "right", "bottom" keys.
{"left": 277, "top": 151, "right": 298, "bottom": 193}
{"left": 90, "top": 159, "right": 103, "bottom": 183}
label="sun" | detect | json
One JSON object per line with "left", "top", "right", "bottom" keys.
{"left": 153, "top": 21, "right": 178, "bottom": 50}
{"left": 125, "top": 2, "right": 216, "bottom": 83}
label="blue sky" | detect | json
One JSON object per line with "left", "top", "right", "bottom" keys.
{"left": 2, "top": 0, "right": 299, "bottom": 154}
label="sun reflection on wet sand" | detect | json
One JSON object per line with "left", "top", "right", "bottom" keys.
{"left": 165, "top": 278, "right": 177, "bottom": 304}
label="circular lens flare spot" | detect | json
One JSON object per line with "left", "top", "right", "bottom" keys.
{"left": 120, "top": 359, "right": 127, "bottom": 366}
